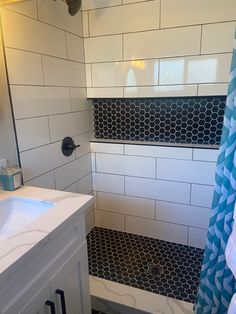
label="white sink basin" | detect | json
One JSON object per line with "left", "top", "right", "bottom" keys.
{"left": 0, "top": 196, "right": 54, "bottom": 239}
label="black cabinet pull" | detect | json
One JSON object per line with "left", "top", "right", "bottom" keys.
{"left": 56, "top": 289, "right": 67, "bottom": 314}
{"left": 45, "top": 300, "right": 56, "bottom": 314}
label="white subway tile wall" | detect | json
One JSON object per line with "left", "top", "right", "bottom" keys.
{"left": 1, "top": 3, "right": 94, "bottom": 233}
{"left": 2, "top": 0, "right": 227, "bottom": 244}
{"left": 92, "top": 142, "right": 217, "bottom": 248}
{"left": 83, "top": 0, "right": 236, "bottom": 98}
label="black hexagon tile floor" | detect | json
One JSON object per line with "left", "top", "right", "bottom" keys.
{"left": 87, "top": 227, "right": 204, "bottom": 304}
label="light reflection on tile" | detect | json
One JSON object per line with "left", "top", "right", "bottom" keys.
{"left": 124, "top": 84, "right": 197, "bottom": 97}
{"left": 92, "top": 60, "right": 159, "bottom": 87}
{"left": 160, "top": 54, "right": 231, "bottom": 85}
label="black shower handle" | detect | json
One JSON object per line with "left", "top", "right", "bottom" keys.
{"left": 64, "top": 142, "right": 80, "bottom": 150}
{"left": 62, "top": 137, "right": 80, "bottom": 156}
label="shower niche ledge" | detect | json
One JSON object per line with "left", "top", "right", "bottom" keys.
{"left": 0, "top": 186, "right": 93, "bottom": 314}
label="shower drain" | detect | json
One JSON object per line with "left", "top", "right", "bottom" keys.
{"left": 148, "top": 264, "right": 163, "bottom": 276}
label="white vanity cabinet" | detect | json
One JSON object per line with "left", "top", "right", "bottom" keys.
{"left": 0, "top": 208, "right": 91, "bottom": 314}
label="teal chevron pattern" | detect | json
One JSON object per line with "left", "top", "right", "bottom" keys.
{"left": 194, "top": 29, "right": 236, "bottom": 314}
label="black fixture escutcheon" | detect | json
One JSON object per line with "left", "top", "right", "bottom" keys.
{"left": 61, "top": 137, "right": 80, "bottom": 156}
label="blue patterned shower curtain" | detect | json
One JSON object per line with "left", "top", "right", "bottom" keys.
{"left": 194, "top": 31, "right": 236, "bottom": 313}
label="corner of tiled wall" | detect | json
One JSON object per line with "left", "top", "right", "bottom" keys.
{"left": 0, "top": 0, "right": 95, "bottom": 233}
{"left": 90, "top": 141, "right": 218, "bottom": 249}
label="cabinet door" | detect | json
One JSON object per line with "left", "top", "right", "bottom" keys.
{"left": 50, "top": 241, "right": 91, "bottom": 314}
{"left": 3, "top": 283, "right": 52, "bottom": 314}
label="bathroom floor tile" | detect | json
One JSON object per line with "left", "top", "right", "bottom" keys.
{"left": 87, "top": 227, "right": 204, "bottom": 304}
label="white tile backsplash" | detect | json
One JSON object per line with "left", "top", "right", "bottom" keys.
{"left": 54, "top": 153, "right": 91, "bottom": 190}
{"left": 66, "top": 33, "right": 85, "bottom": 62}
{"left": 91, "top": 153, "right": 96, "bottom": 172}
{"left": 156, "top": 159, "right": 216, "bottom": 185}
{"left": 193, "top": 149, "right": 219, "bottom": 162}
{"left": 125, "top": 144, "right": 192, "bottom": 159}
{"left": 87, "top": 87, "right": 124, "bottom": 98}
{"left": 161, "top": 0, "right": 236, "bottom": 28}
{"left": 89, "top": 1, "right": 160, "bottom": 36}
{"left": 188, "top": 227, "right": 208, "bottom": 249}
{"left": 42, "top": 56, "right": 86, "bottom": 87}
{"left": 82, "top": 11, "right": 89, "bottom": 37}
{"left": 91, "top": 142, "right": 124, "bottom": 154}
{"left": 126, "top": 216, "right": 188, "bottom": 245}
{"left": 96, "top": 153, "right": 156, "bottom": 178}
{"left": 25, "top": 171, "right": 55, "bottom": 189}
{"left": 77, "top": 173, "right": 93, "bottom": 194}
{"left": 82, "top": 0, "right": 122, "bottom": 10}
{"left": 97, "top": 192, "right": 155, "bottom": 219}
{"left": 92, "top": 59, "right": 159, "bottom": 87}
{"left": 201, "top": 22, "right": 235, "bottom": 54}
{"left": 83, "top": 0, "right": 236, "bottom": 97}
{"left": 74, "top": 132, "right": 91, "bottom": 158}
{"left": 85, "top": 35, "right": 123, "bottom": 63}
{"left": 198, "top": 83, "right": 228, "bottom": 96}
{"left": 15, "top": 117, "right": 50, "bottom": 151}
{"left": 70, "top": 87, "right": 88, "bottom": 112}
{"left": 3, "top": 9, "right": 67, "bottom": 58}
{"left": 3, "top": 0, "right": 228, "bottom": 249}
{"left": 85, "top": 64, "right": 92, "bottom": 87}
{"left": 5, "top": 0, "right": 38, "bottom": 18}
{"left": 124, "top": 85, "right": 198, "bottom": 98}
{"left": 93, "top": 173, "right": 124, "bottom": 194}
{"left": 91, "top": 144, "right": 217, "bottom": 247}
{"left": 125, "top": 176, "right": 191, "bottom": 204}
{"left": 124, "top": 26, "right": 201, "bottom": 60}
{"left": 156, "top": 201, "right": 211, "bottom": 229}
{"left": 6, "top": 48, "right": 44, "bottom": 85}
{"left": 64, "top": 182, "right": 78, "bottom": 193}
{"left": 20, "top": 142, "right": 74, "bottom": 181}
{"left": 37, "top": 0, "right": 83, "bottom": 36}
{"left": 49, "top": 111, "right": 90, "bottom": 142}
{"left": 11, "top": 86, "right": 71, "bottom": 119}
{"left": 191, "top": 184, "right": 214, "bottom": 208}
{"left": 159, "top": 54, "right": 232, "bottom": 85}
{"left": 95, "top": 209, "right": 125, "bottom": 232}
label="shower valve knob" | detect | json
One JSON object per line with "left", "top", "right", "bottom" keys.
{"left": 62, "top": 137, "right": 80, "bottom": 156}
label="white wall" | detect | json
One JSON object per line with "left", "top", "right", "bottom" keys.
{"left": 82, "top": 0, "right": 236, "bottom": 98}
{"left": 0, "top": 0, "right": 94, "bottom": 232}
{"left": 91, "top": 142, "right": 218, "bottom": 248}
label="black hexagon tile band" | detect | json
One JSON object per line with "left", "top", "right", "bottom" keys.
{"left": 87, "top": 227, "right": 204, "bottom": 304}
{"left": 92, "top": 96, "right": 226, "bottom": 145}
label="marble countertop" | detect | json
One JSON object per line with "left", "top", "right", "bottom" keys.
{"left": 0, "top": 186, "right": 93, "bottom": 282}
{"left": 90, "top": 276, "right": 194, "bottom": 314}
